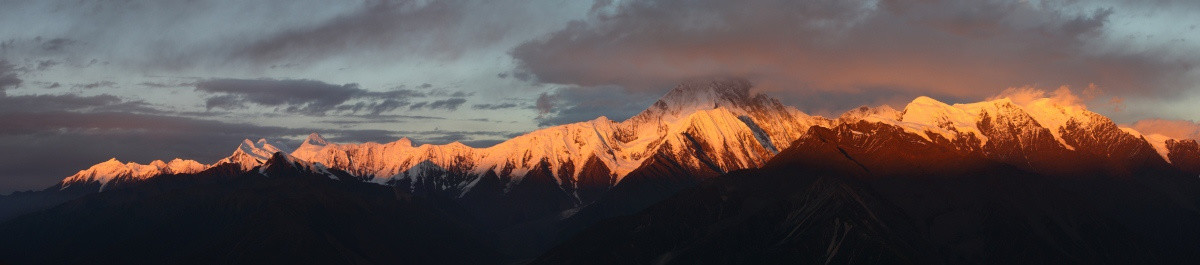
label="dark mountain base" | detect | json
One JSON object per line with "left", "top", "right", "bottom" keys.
{"left": 0, "top": 167, "right": 504, "bottom": 265}
{"left": 533, "top": 133, "right": 1200, "bottom": 265}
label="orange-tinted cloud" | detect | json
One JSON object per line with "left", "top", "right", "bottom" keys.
{"left": 988, "top": 85, "right": 1086, "bottom": 108}
{"left": 1130, "top": 119, "right": 1200, "bottom": 139}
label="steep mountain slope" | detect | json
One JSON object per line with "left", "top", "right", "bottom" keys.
{"left": 535, "top": 124, "right": 1200, "bottom": 264}
{"left": 1167, "top": 139, "right": 1200, "bottom": 174}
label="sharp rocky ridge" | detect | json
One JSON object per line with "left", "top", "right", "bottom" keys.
{"left": 56, "top": 77, "right": 1200, "bottom": 202}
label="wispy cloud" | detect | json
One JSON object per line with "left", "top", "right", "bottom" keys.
{"left": 194, "top": 78, "right": 468, "bottom": 116}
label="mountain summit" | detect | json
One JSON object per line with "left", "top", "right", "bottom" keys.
{"left": 641, "top": 78, "right": 755, "bottom": 116}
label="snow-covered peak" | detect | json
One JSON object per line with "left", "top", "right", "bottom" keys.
{"left": 839, "top": 105, "right": 902, "bottom": 123}
{"left": 219, "top": 138, "right": 291, "bottom": 170}
{"left": 628, "top": 78, "right": 760, "bottom": 125}
{"left": 1122, "top": 127, "right": 1174, "bottom": 163}
{"left": 1017, "top": 98, "right": 1094, "bottom": 146}
{"left": 302, "top": 133, "right": 328, "bottom": 146}
{"left": 236, "top": 138, "right": 291, "bottom": 162}
{"left": 148, "top": 159, "right": 167, "bottom": 168}
{"left": 166, "top": 158, "right": 206, "bottom": 173}
{"left": 257, "top": 151, "right": 337, "bottom": 179}
{"left": 836, "top": 95, "right": 1088, "bottom": 149}
{"left": 97, "top": 157, "right": 124, "bottom": 168}
{"left": 60, "top": 157, "right": 208, "bottom": 191}
{"left": 657, "top": 77, "right": 754, "bottom": 109}
{"left": 896, "top": 96, "right": 994, "bottom": 144}
{"left": 292, "top": 133, "right": 331, "bottom": 159}
{"left": 1010, "top": 97, "right": 1092, "bottom": 138}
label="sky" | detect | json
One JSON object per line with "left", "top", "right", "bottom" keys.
{"left": 1, "top": 0, "right": 1199, "bottom": 193}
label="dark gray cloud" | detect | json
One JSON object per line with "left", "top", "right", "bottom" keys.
{"left": 138, "top": 81, "right": 194, "bottom": 88}
{"left": 427, "top": 98, "right": 467, "bottom": 110}
{"left": 472, "top": 103, "right": 519, "bottom": 110}
{"left": 0, "top": 93, "right": 159, "bottom": 114}
{"left": 196, "top": 78, "right": 360, "bottom": 113}
{"left": 512, "top": 0, "right": 1200, "bottom": 111}
{"left": 408, "top": 98, "right": 468, "bottom": 111}
{"left": 535, "top": 85, "right": 658, "bottom": 126}
{"left": 0, "top": 37, "right": 77, "bottom": 57}
{"left": 38, "top": 38, "right": 75, "bottom": 52}
{"left": 35, "top": 60, "right": 58, "bottom": 71}
{"left": 535, "top": 92, "right": 554, "bottom": 115}
{"left": 203, "top": 95, "right": 248, "bottom": 110}
{"left": 233, "top": 0, "right": 511, "bottom": 65}
{"left": 333, "top": 99, "right": 409, "bottom": 116}
{"left": 408, "top": 102, "right": 428, "bottom": 110}
{"left": 1, "top": 0, "right": 586, "bottom": 73}
{"left": 72, "top": 81, "right": 117, "bottom": 89}
{"left": 0, "top": 60, "right": 20, "bottom": 96}
{"left": 195, "top": 78, "right": 447, "bottom": 115}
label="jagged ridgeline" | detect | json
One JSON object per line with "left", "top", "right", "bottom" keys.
{"left": 3, "top": 78, "right": 1200, "bottom": 264}
{"left": 51, "top": 78, "right": 1200, "bottom": 203}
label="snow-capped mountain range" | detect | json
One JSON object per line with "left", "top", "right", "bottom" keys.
{"left": 57, "top": 78, "right": 1200, "bottom": 202}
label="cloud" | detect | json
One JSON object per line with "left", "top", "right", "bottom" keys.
{"left": 0, "top": 59, "right": 20, "bottom": 95}
{"left": 535, "top": 92, "right": 554, "bottom": 115}
{"left": 1130, "top": 119, "right": 1200, "bottom": 139}
{"left": 138, "top": 82, "right": 194, "bottom": 88}
{"left": 408, "top": 102, "right": 428, "bottom": 110}
{"left": 985, "top": 83, "right": 1129, "bottom": 114}
{"left": 1108, "top": 96, "right": 1125, "bottom": 112}
{"left": 0, "top": 93, "right": 158, "bottom": 114}
{"left": 38, "top": 38, "right": 75, "bottom": 52}
{"left": 408, "top": 98, "right": 468, "bottom": 111}
{"left": 512, "top": 0, "right": 1199, "bottom": 109}
{"left": 231, "top": 0, "right": 527, "bottom": 66}
{"left": 195, "top": 78, "right": 440, "bottom": 115}
{"left": 988, "top": 86, "right": 1086, "bottom": 107}
{"left": 333, "top": 99, "right": 410, "bottom": 116}
{"left": 203, "top": 95, "right": 248, "bottom": 110}
{"left": 535, "top": 85, "right": 659, "bottom": 126}
{"left": 35, "top": 60, "right": 58, "bottom": 71}
{"left": 196, "top": 78, "right": 360, "bottom": 113}
{"left": 427, "top": 98, "right": 467, "bottom": 110}
{"left": 472, "top": 103, "right": 519, "bottom": 110}
{"left": 72, "top": 81, "right": 117, "bottom": 89}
